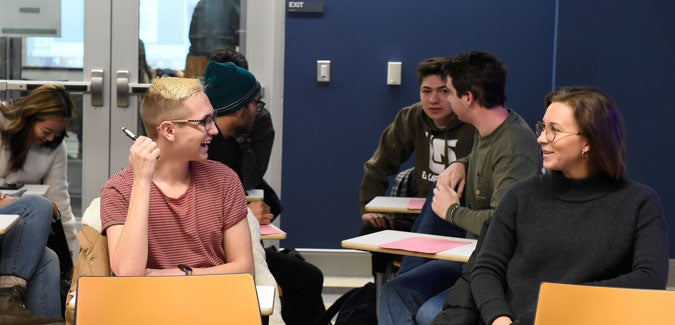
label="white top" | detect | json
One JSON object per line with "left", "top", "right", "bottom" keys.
{"left": 0, "top": 115, "right": 79, "bottom": 263}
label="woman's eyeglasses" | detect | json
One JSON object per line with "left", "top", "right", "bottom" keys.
{"left": 536, "top": 121, "right": 582, "bottom": 142}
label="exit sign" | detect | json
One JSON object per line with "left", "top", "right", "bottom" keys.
{"left": 287, "top": 1, "right": 324, "bottom": 13}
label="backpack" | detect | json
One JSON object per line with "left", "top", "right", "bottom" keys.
{"left": 316, "top": 282, "right": 377, "bottom": 325}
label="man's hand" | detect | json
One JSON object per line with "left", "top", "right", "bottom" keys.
{"left": 249, "top": 201, "right": 274, "bottom": 225}
{"left": 362, "top": 213, "right": 394, "bottom": 229}
{"left": 129, "top": 136, "right": 160, "bottom": 182}
{"left": 437, "top": 162, "right": 467, "bottom": 199}
{"left": 432, "top": 182, "right": 460, "bottom": 220}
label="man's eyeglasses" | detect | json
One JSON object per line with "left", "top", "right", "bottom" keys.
{"left": 168, "top": 115, "right": 216, "bottom": 132}
{"left": 535, "top": 121, "right": 582, "bottom": 142}
{"left": 253, "top": 99, "right": 265, "bottom": 113}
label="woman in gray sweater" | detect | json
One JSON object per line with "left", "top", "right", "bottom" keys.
{"left": 471, "top": 87, "right": 669, "bottom": 325}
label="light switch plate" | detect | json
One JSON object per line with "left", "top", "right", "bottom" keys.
{"left": 387, "top": 61, "right": 402, "bottom": 85}
{"left": 317, "top": 60, "right": 331, "bottom": 82}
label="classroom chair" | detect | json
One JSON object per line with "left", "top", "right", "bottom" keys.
{"left": 534, "top": 282, "right": 675, "bottom": 325}
{"left": 75, "top": 273, "right": 261, "bottom": 325}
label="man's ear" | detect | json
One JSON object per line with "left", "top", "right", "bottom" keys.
{"left": 464, "top": 91, "right": 475, "bottom": 107}
{"left": 157, "top": 122, "right": 177, "bottom": 142}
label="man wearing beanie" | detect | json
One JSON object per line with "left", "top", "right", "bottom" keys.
{"left": 203, "top": 58, "right": 329, "bottom": 325}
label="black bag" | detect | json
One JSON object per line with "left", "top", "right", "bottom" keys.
{"left": 46, "top": 215, "right": 73, "bottom": 317}
{"left": 316, "top": 282, "right": 377, "bottom": 325}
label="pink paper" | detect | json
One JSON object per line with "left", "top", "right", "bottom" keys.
{"left": 406, "top": 199, "right": 426, "bottom": 210}
{"left": 378, "top": 236, "right": 470, "bottom": 254}
{"left": 260, "top": 224, "right": 286, "bottom": 235}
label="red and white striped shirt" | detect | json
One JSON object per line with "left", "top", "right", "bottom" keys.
{"left": 101, "top": 160, "right": 247, "bottom": 270}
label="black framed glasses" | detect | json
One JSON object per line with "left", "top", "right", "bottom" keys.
{"left": 253, "top": 99, "right": 265, "bottom": 113}
{"left": 536, "top": 121, "right": 582, "bottom": 142}
{"left": 168, "top": 115, "right": 215, "bottom": 132}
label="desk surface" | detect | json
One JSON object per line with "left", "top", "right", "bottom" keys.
{"left": 342, "top": 230, "right": 476, "bottom": 262}
{"left": 246, "top": 189, "right": 264, "bottom": 202}
{"left": 256, "top": 285, "right": 275, "bottom": 316}
{"left": 364, "top": 196, "right": 423, "bottom": 214}
{"left": 0, "top": 214, "right": 20, "bottom": 235}
{"left": 260, "top": 224, "right": 286, "bottom": 240}
{"left": 1, "top": 184, "right": 49, "bottom": 197}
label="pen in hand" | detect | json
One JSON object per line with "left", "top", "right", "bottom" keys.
{"left": 122, "top": 127, "right": 160, "bottom": 159}
{"left": 121, "top": 127, "right": 137, "bottom": 140}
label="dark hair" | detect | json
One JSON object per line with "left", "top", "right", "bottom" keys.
{"left": 416, "top": 57, "right": 449, "bottom": 84}
{"left": 544, "top": 87, "right": 627, "bottom": 181}
{"left": 442, "top": 51, "right": 507, "bottom": 108}
{"left": 0, "top": 84, "right": 74, "bottom": 171}
{"left": 209, "top": 49, "right": 249, "bottom": 70}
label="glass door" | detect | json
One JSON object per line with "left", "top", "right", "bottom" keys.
{"left": 1, "top": 0, "right": 111, "bottom": 219}
{"left": 1, "top": 0, "right": 247, "bottom": 220}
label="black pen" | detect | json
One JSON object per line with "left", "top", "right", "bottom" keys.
{"left": 123, "top": 127, "right": 160, "bottom": 159}
{"left": 121, "top": 127, "right": 137, "bottom": 140}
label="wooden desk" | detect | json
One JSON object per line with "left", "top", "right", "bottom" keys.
{"left": 0, "top": 184, "right": 49, "bottom": 197}
{"left": 0, "top": 214, "right": 20, "bottom": 235}
{"left": 260, "top": 224, "right": 287, "bottom": 240}
{"left": 246, "top": 189, "right": 264, "bottom": 202}
{"left": 342, "top": 230, "right": 476, "bottom": 262}
{"left": 342, "top": 230, "right": 476, "bottom": 316}
{"left": 364, "top": 196, "right": 424, "bottom": 214}
{"left": 256, "top": 285, "right": 276, "bottom": 316}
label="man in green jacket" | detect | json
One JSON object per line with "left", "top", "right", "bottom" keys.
{"left": 359, "top": 57, "right": 475, "bottom": 235}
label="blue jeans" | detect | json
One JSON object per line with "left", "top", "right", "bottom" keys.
{"left": 0, "top": 195, "right": 61, "bottom": 317}
{"left": 378, "top": 260, "right": 463, "bottom": 325}
{"left": 399, "top": 186, "right": 466, "bottom": 274}
{"left": 379, "top": 186, "right": 466, "bottom": 324}
{"left": 416, "top": 287, "right": 451, "bottom": 325}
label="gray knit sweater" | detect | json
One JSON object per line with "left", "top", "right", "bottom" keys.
{"left": 471, "top": 171, "right": 669, "bottom": 324}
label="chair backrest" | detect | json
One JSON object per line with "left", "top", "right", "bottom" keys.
{"left": 75, "top": 273, "right": 261, "bottom": 325}
{"left": 534, "top": 282, "right": 675, "bottom": 325}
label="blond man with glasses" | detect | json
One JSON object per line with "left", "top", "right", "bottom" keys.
{"left": 101, "top": 77, "right": 254, "bottom": 279}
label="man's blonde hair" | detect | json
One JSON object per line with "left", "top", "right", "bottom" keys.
{"left": 141, "top": 77, "right": 204, "bottom": 138}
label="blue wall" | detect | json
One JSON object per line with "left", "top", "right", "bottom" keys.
{"left": 554, "top": 0, "right": 675, "bottom": 256}
{"left": 282, "top": 0, "right": 675, "bottom": 256}
{"left": 281, "top": 0, "right": 556, "bottom": 248}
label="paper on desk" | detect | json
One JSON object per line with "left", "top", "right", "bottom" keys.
{"left": 379, "top": 236, "right": 471, "bottom": 254}
{"left": 260, "top": 224, "right": 286, "bottom": 235}
{"left": 406, "top": 198, "right": 426, "bottom": 210}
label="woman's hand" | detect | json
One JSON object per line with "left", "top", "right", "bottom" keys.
{"left": 492, "top": 316, "right": 513, "bottom": 325}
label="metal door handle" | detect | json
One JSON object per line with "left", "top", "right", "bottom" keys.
{"left": 116, "top": 70, "right": 129, "bottom": 108}
{"left": 90, "top": 69, "right": 104, "bottom": 107}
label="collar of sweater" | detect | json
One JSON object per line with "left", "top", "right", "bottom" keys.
{"left": 541, "top": 170, "right": 622, "bottom": 202}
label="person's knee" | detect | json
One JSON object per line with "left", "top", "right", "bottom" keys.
{"left": 415, "top": 292, "right": 446, "bottom": 325}
{"left": 21, "top": 195, "right": 54, "bottom": 218}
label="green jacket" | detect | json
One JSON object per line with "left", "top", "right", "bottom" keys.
{"left": 360, "top": 103, "right": 475, "bottom": 212}
{"left": 448, "top": 110, "right": 540, "bottom": 237}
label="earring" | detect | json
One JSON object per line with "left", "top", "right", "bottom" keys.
{"left": 581, "top": 150, "right": 589, "bottom": 159}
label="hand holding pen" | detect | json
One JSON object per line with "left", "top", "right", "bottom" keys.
{"left": 122, "top": 127, "right": 160, "bottom": 179}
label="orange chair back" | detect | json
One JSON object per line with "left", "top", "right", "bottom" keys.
{"left": 75, "top": 273, "right": 261, "bottom": 325}
{"left": 535, "top": 282, "right": 675, "bottom": 325}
